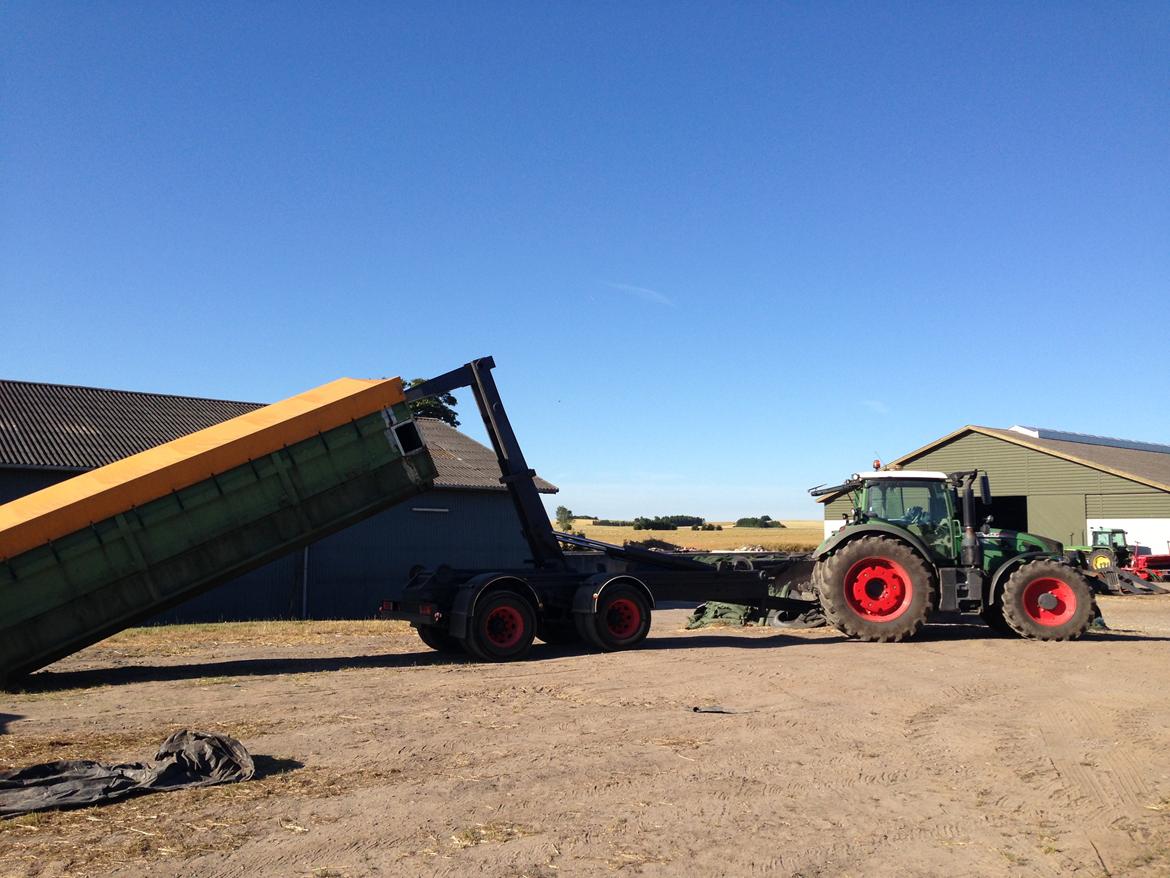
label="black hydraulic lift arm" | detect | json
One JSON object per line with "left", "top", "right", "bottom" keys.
{"left": 404, "top": 357, "right": 567, "bottom": 570}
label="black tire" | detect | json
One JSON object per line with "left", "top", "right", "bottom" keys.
{"left": 414, "top": 624, "right": 463, "bottom": 654}
{"left": 576, "top": 584, "right": 652, "bottom": 652}
{"left": 536, "top": 620, "right": 581, "bottom": 645}
{"left": 979, "top": 601, "right": 1014, "bottom": 636}
{"left": 814, "top": 536, "right": 934, "bottom": 642}
{"left": 1000, "top": 560, "right": 1093, "bottom": 641}
{"left": 1087, "top": 548, "right": 1115, "bottom": 572}
{"left": 465, "top": 590, "right": 536, "bottom": 662}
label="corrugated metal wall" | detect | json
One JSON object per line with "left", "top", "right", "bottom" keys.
{"left": 1085, "top": 493, "right": 1170, "bottom": 517}
{"left": 0, "top": 468, "right": 536, "bottom": 622}
{"left": 819, "top": 433, "right": 1170, "bottom": 543}
{"left": 901, "top": 433, "right": 1164, "bottom": 497}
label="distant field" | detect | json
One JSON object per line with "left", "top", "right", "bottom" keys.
{"left": 568, "top": 519, "right": 824, "bottom": 551}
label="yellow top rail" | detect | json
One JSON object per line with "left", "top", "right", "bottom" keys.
{"left": 0, "top": 377, "right": 406, "bottom": 561}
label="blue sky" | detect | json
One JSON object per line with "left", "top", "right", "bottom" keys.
{"left": 2, "top": 2, "right": 1167, "bottom": 520}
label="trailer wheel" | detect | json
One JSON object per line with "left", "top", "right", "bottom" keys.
{"left": 814, "top": 536, "right": 934, "bottom": 642}
{"left": 467, "top": 591, "right": 536, "bottom": 661}
{"left": 413, "top": 624, "right": 463, "bottom": 654}
{"left": 1000, "top": 560, "right": 1093, "bottom": 641}
{"left": 578, "top": 585, "right": 652, "bottom": 652}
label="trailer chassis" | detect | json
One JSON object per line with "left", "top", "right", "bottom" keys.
{"left": 378, "top": 357, "right": 815, "bottom": 660}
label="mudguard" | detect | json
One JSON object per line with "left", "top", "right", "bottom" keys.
{"left": 988, "top": 552, "right": 1072, "bottom": 602}
{"left": 448, "top": 572, "right": 543, "bottom": 639}
{"left": 571, "top": 573, "right": 654, "bottom": 616}
{"left": 812, "top": 523, "right": 936, "bottom": 565}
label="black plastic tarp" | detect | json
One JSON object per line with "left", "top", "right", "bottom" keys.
{"left": 0, "top": 729, "right": 254, "bottom": 818}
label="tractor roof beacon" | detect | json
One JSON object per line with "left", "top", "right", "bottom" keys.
{"left": 809, "top": 470, "right": 1097, "bottom": 642}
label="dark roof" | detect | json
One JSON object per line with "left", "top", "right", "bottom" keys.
{"left": 816, "top": 424, "right": 1170, "bottom": 503}
{"left": 0, "top": 379, "right": 262, "bottom": 471}
{"left": 417, "top": 418, "right": 557, "bottom": 494}
{"left": 0, "top": 379, "right": 557, "bottom": 494}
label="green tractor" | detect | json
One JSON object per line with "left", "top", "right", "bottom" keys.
{"left": 809, "top": 470, "right": 1096, "bottom": 642}
{"left": 1068, "top": 528, "right": 1132, "bottom": 572}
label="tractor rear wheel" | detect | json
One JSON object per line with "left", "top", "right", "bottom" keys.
{"left": 466, "top": 590, "right": 536, "bottom": 661}
{"left": 1000, "top": 560, "right": 1093, "bottom": 641}
{"left": 814, "top": 536, "right": 934, "bottom": 642}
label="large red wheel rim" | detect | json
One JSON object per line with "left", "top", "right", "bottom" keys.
{"left": 605, "top": 598, "right": 642, "bottom": 639}
{"left": 843, "top": 557, "right": 913, "bottom": 622}
{"left": 1021, "top": 577, "right": 1076, "bottom": 626}
{"left": 483, "top": 605, "right": 525, "bottom": 648}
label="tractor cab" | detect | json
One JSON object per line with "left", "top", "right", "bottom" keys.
{"left": 1092, "top": 529, "right": 1128, "bottom": 550}
{"left": 852, "top": 471, "right": 958, "bottom": 563}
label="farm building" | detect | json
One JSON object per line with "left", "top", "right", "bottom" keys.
{"left": 820, "top": 425, "right": 1170, "bottom": 553}
{"left": 0, "top": 378, "right": 557, "bottom": 622}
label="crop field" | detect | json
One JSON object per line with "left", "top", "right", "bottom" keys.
{"left": 569, "top": 519, "right": 824, "bottom": 551}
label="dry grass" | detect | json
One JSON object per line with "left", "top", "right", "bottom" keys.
{"left": 570, "top": 519, "right": 823, "bottom": 552}
{"left": 97, "top": 619, "right": 415, "bottom": 658}
{"left": 0, "top": 721, "right": 278, "bottom": 771}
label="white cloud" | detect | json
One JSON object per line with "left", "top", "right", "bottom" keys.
{"left": 862, "top": 399, "right": 890, "bottom": 415}
{"left": 603, "top": 281, "right": 674, "bottom": 306}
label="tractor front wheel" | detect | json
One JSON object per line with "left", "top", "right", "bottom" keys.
{"left": 1000, "top": 560, "right": 1093, "bottom": 641}
{"left": 979, "top": 601, "right": 1014, "bottom": 636}
{"left": 814, "top": 536, "right": 934, "bottom": 642}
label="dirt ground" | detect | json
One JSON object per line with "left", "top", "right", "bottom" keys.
{"left": 3, "top": 597, "right": 1170, "bottom": 878}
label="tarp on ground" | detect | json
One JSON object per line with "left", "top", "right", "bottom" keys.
{"left": 0, "top": 730, "right": 254, "bottom": 818}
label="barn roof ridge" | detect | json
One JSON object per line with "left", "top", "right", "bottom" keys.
{"left": 0, "top": 379, "right": 557, "bottom": 495}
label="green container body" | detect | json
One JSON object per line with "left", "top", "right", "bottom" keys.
{"left": 0, "top": 402, "right": 436, "bottom": 687}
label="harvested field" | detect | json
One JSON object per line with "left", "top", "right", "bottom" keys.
{"left": 571, "top": 519, "right": 824, "bottom": 551}
{"left": 3, "top": 597, "right": 1170, "bottom": 877}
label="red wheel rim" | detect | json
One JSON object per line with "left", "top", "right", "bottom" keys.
{"left": 843, "top": 557, "right": 913, "bottom": 621}
{"left": 483, "top": 605, "right": 525, "bottom": 648}
{"left": 605, "top": 598, "right": 641, "bottom": 639}
{"left": 1021, "top": 577, "right": 1076, "bottom": 626}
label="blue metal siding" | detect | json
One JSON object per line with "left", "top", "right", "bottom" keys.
{"left": 306, "top": 489, "right": 535, "bottom": 618}
{"left": 0, "top": 468, "right": 80, "bottom": 504}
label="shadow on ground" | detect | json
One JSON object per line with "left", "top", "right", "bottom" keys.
{"left": 252, "top": 755, "right": 304, "bottom": 780}
{"left": 12, "top": 622, "right": 1168, "bottom": 693}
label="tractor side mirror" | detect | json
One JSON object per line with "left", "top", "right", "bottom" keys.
{"left": 978, "top": 474, "right": 992, "bottom": 505}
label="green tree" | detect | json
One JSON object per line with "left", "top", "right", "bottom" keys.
{"left": 405, "top": 378, "right": 459, "bottom": 427}
{"left": 555, "top": 506, "right": 574, "bottom": 531}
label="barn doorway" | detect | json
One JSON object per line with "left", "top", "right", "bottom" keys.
{"left": 987, "top": 495, "right": 1028, "bottom": 532}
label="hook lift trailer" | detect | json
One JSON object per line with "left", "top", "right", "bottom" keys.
{"left": 384, "top": 357, "right": 1106, "bottom": 660}
{"left": 378, "top": 357, "right": 818, "bottom": 660}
